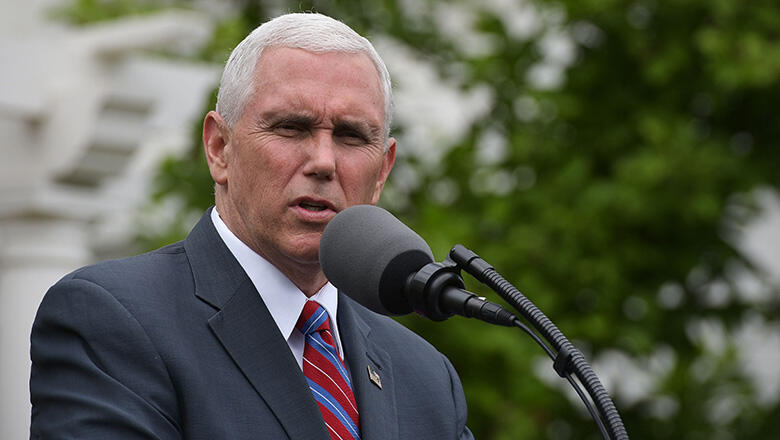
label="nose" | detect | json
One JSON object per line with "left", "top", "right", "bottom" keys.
{"left": 303, "top": 130, "right": 336, "bottom": 180}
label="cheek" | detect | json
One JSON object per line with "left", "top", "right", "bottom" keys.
{"left": 340, "top": 159, "right": 385, "bottom": 201}
{"left": 236, "top": 144, "right": 299, "bottom": 190}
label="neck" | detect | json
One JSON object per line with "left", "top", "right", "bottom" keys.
{"left": 259, "top": 257, "right": 328, "bottom": 297}
{"left": 280, "top": 266, "right": 328, "bottom": 297}
{"left": 214, "top": 198, "right": 327, "bottom": 297}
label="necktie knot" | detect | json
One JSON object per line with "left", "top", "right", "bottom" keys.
{"left": 297, "top": 301, "right": 331, "bottom": 336}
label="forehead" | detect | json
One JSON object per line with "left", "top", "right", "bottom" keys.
{"left": 248, "top": 47, "right": 385, "bottom": 122}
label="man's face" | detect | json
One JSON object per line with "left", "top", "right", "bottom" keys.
{"left": 206, "top": 47, "right": 396, "bottom": 277}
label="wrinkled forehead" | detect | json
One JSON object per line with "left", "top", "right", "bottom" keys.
{"left": 252, "top": 47, "right": 386, "bottom": 114}
{"left": 256, "top": 45, "right": 384, "bottom": 87}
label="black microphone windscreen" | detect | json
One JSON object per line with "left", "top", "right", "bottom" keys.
{"left": 320, "top": 205, "right": 434, "bottom": 315}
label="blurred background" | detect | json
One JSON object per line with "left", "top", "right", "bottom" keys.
{"left": 2, "top": 0, "right": 779, "bottom": 438}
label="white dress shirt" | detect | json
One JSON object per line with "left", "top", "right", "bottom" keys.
{"left": 210, "top": 208, "right": 343, "bottom": 369}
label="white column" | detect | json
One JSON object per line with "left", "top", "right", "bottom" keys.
{"left": 0, "top": 217, "right": 91, "bottom": 440}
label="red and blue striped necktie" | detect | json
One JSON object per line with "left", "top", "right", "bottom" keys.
{"left": 297, "top": 301, "right": 361, "bottom": 440}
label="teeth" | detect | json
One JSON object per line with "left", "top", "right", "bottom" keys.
{"left": 300, "top": 202, "right": 327, "bottom": 211}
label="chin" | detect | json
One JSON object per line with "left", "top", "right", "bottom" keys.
{"left": 285, "top": 237, "right": 322, "bottom": 264}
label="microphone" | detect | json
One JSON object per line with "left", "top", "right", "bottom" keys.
{"left": 320, "top": 205, "right": 516, "bottom": 326}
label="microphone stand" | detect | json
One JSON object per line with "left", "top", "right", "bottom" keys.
{"left": 445, "top": 245, "right": 630, "bottom": 440}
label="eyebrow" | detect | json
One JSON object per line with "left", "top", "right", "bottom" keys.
{"left": 259, "top": 111, "right": 383, "bottom": 140}
{"left": 259, "top": 111, "right": 318, "bottom": 127}
{"left": 333, "top": 119, "right": 383, "bottom": 140}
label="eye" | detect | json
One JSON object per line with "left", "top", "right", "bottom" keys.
{"left": 274, "top": 122, "right": 306, "bottom": 137}
{"left": 334, "top": 129, "right": 368, "bottom": 146}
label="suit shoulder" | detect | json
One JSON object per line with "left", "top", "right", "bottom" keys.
{"left": 53, "top": 241, "right": 191, "bottom": 302}
{"left": 66, "top": 241, "right": 185, "bottom": 280}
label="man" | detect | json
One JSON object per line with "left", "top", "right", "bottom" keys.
{"left": 30, "top": 12, "right": 473, "bottom": 440}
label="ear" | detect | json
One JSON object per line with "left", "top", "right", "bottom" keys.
{"left": 203, "top": 111, "right": 230, "bottom": 185}
{"left": 371, "top": 137, "right": 397, "bottom": 204}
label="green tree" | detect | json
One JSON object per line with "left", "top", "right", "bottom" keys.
{"left": 61, "top": 1, "right": 780, "bottom": 438}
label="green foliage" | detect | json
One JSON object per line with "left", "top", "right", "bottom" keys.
{"left": 50, "top": 0, "right": 189, "bottom": 24}
{"left": 61, "top": 0, "right": 780, "bottom": 438}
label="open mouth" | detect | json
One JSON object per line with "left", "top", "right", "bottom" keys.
{"left": 299, "top": 201, "right": 329, "bottom": 212}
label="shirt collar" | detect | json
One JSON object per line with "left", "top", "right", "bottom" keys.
{"left": 210, "top": 207, "right": 340, "bottom": 344}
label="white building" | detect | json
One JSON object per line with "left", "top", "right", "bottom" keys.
{"left": 0, "top": 1, "right": 218, "bottom": 437}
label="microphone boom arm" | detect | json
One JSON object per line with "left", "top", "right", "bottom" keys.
{"left": 449, "top": 245, "right": 629, "bottom": 440}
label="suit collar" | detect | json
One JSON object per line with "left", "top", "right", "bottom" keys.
{"left": 339, "top": 295, "right": 400, "bottom": 440}
{"left": 184, "top": 209, "right": 329, "bottom": 439}
{"left": 184, "top": 208, "right": 247, "bottom": 310}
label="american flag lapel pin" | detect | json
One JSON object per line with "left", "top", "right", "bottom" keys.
{"left": 367, "top": 365, "right": 382, "bottom": 389}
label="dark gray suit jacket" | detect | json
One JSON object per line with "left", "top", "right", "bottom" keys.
{"left": 30, "top": 210, "right": 473, "bottom": 439}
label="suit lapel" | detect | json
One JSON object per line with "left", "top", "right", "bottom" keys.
{"left": 338, "top": 295, "right": 399, "bottom": 440}
{"left": 208, "top": 280, "right": 328, "bottom": 440}
{"left": 185, "top": 210, "right": 328, "bottom": 440}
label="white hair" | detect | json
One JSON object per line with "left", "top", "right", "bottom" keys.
{"left": 216, "top": 13, "right": 393, "bottom": 140}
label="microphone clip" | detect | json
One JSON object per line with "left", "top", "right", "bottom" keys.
{"left": 405, "top": 259, "right": 465, "bottom": 321}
